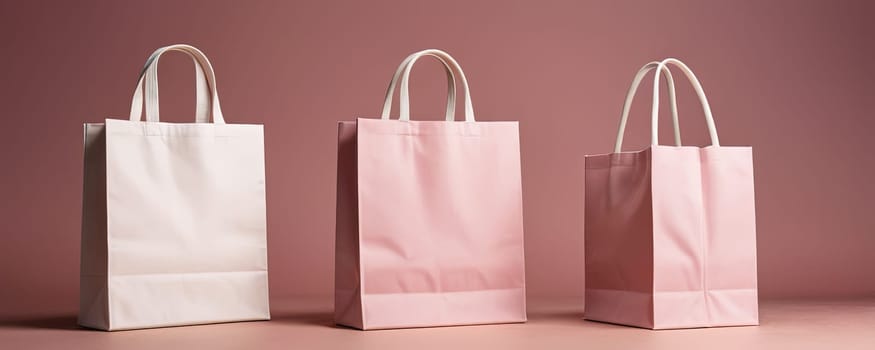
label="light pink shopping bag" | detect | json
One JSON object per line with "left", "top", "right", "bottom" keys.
{"left": 584, "top": 59, "right": 758, "bottom": 329}
{"left": 335, "top": 49, "right": 527, "bottom": 330}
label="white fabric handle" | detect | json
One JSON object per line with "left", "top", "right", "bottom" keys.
{"left": 614, "top": 61, "right": 681, "bottom": 153}
{"left": 381, "top": 52, "right": 457, "bottom": 121}
{"left": 651, "top": 58, "right": 719, "bottom": 147}
{"left": 128, "top": 44, "right": 225, "bottom": 124}
{"left": 382, "top": 49, "right": 475, "bottom": 122}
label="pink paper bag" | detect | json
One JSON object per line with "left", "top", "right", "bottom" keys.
{"left": 584, "top": 59, "right": 758, "bottom": 329}
{"left": 335, "top": 49, "right": 527, "bottom": 330}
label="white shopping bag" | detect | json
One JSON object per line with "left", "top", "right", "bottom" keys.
{"left": 79, "top": 44, "right": 270, "bottom": 331}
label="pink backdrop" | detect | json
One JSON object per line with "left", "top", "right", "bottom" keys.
{"left": 1, "top": 0, "right": 874, "bottom": 317}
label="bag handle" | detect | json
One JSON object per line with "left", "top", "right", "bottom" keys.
{"left": 382, "top": 49, "right": 475, "bottom": 122}
{"left": 128, "top": 44, "right": 225, "bottom": 124}
{"left": 614, "top": 61, "right": 681, "bottom": 152}
{"left": 381, "top": 51, "right": 457, "bottom": 121}
{"left": 650, "top": 58, "right": 719, "bottom": 147}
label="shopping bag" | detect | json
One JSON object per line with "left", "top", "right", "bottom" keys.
{"left": 78, "top": 44, "right": 270, "bottom": 331}
{"left": 584, "top": 58, "right": 758, "bottom": 329}
{"left": 334, "top": 49, "right": 527, "bottom": 330}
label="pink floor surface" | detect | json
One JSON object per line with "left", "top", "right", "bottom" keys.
{"left": 1, "top": 297, "right": 873, "bottom": 349}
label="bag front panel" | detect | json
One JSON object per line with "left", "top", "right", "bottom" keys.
{"left": 651, "top": 145, "right": 758, "bottom": 328}
{"left": 701, "top": 146, "right": 759, "bottom": 326}
{"left": 355, "top": 118, "right": 526, "bottom": 329}
{"left": 102, "top": 119, "right": 269, "bottom": 330}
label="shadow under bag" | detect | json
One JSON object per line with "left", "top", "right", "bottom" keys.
{"left": 335, "top": 49, "right": 527, "bottom": 330}
{"left": 79, "top": 44, "right": 270, "bottom": 331}
{"left": 584, "top": 59, "right": 759, "bottom": 329}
